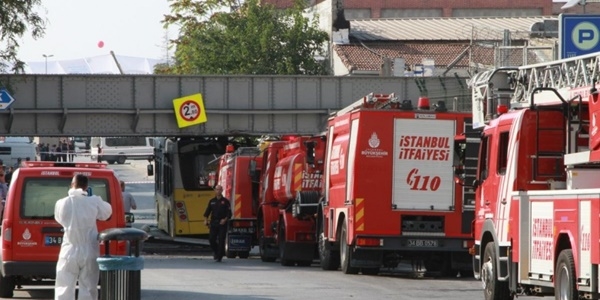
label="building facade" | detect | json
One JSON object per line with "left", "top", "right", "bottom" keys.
{"left": 264, "top": 0, "right": 552, "bottom": 18}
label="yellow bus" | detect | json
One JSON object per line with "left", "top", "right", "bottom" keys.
{"left": 154, "top": 137, "right": 226, "bottom": 237}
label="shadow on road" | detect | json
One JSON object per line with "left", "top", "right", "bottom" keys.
{"left": 1, "top": 287, "right": 54, "bottom": 299}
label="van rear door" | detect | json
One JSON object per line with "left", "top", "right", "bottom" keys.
{"left": 10, "top": 171, "right": 120, "bottom": 262}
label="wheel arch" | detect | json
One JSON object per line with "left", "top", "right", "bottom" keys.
{"left": 336, "top": 212, "right": 347, "bottom": 244}
{"left": 479, "top": 219, "right": 500, "bottom": 256}
{"left": 317, "top": 202, "right": 324, "bottom": 234}
{"left": 555, "top": 232, "right": 573, "bottom": 273}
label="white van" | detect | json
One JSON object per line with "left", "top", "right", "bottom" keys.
{"left": 70, "top": 137, "right": 89, "bottom": 153}
{"left": 0, "top": 142, "right": 38, "bottom": 167}
{"left": 90, "top": 137, "right": 154, "bottom": 164}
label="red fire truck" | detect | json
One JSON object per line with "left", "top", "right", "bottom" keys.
{"left": 316, "top": 93, "right": 475, "bottom": 275}
{"left": 469, "top": 52, "right": 600, "bottom": 299}
{"left": 216, "top": 145, "right": 262, "bottom": 259}
{"left": 256, "top": 135, "right": 326, "bottom": 266}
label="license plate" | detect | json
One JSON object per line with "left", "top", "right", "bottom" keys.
{"left": 45, "top": 235, "right": 63, "bottom": 246}
{"left": 407, "top": 239, "right": 438, "bottom": 247}
{"left": 231, "top": 227, "right": 254, "bottom": 234}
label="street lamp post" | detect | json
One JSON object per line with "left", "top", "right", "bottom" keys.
{"left": 42, "top": 54, "right": 54, "bottom": 74}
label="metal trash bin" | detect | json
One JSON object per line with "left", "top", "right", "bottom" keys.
{"left": 97, "top": 228, "right": 148, "bottom": 300}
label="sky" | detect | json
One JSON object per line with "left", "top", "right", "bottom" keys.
{"left": 18, "top": 0, "right": 178, "bottom": 63}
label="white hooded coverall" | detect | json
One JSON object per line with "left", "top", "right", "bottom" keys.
{"left": 54, "top": 188, "right": 112, "bottom": 300}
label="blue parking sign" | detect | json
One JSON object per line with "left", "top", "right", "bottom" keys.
{"left": 560, "top": 14, "right": 600, "bottom": 58}
{"left": 0, "top": 88, "right": 15, "bottom": 110}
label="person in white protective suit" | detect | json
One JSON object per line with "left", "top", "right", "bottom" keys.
{"left": 54, "top": 174, "right": 112, "bottom": 300}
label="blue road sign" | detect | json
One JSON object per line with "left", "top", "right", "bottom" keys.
{"left": 0, "top": 88, "right": 15, "bottom": 110}
{"left": 560, "top": 14, "right": 600, "bottom": 59}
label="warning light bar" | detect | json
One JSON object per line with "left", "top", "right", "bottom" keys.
{"left": 22, "top": 162, "right": 107, "bottom": 169}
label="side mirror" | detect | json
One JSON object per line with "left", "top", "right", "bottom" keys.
{"left": 472, "top": 179, "right": 480, "bottom": 189}
{"left": 305, "top": 141, "right": 315, "bottom": 165}
{"left": 249, "top": 160, "right": 257, "bottom": 177}
{"left": 147, "top": 164, "right": 154, "bottom": 176}
{"left": 125, "top": 212, "right": 135, "bottom": 223}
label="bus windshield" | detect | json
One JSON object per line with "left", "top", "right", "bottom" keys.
{"left": 178, "top": 140, "right": 223, "bottom": 190}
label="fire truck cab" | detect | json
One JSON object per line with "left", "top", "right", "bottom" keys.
{"left": 470, "top": 52, "right": 600, "bottom": 300}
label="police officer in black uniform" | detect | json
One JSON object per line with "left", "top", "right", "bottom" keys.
{"left": 203, "top": 185, "right": 232, "bottom": 262}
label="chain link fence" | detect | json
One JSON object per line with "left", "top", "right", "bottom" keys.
{"left": 464, "top": 25, "right": 557, "bottom": 73}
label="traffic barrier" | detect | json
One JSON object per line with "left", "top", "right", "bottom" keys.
{"left": 97, "top": 227, "right": 148, "bottom": 300}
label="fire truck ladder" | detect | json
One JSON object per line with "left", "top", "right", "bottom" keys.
{"left": 472, "top": 52, "right": 600, "bottom": 167}
{"left": 511, "top": 53, "right": 599, "bottom": 141}
{"left": 462, "top": 117, "right": 479, "bottom": 208}
{"left": 532, "top": 98, "right": 566, "bottom": 182}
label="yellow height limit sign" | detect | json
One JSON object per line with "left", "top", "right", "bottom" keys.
{"left": 173, "top": 93, "right": 207, "bottom": 128}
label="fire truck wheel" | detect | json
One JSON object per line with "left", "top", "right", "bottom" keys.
{"left": 340, "top": 220, "right": 359, "bottom": 275}
{"left": 482, "top": 242, "right": 512, "bottom": 300}
{"left": 279, "top": 222, "right": 294, "bottom": 267}
{"left": 225, "top": 247, "right": 237, "bottom": 259}
{"left": 259, "top": 220, "right": 276, "bottom": 263}
{"left": 238, "top": 251, "right": 250, "bottom": 259}
{"left": 0, "top": 273, "right": 15, "bottom": 298}
{"left": 555, "top": 249, "right": 576, "bottom": 300}
{"left": 319, "top": 229, "right": 340, "bottom": 270}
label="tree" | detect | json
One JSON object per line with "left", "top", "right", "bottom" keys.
{"left": 0, "top": 0, "right": 45, "bottom": 73}
{"left": 162, "top": 0, "right": 329, "bottom": 75}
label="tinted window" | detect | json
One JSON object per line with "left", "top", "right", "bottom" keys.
{"left": 21, "top": 178, "right": 110, "bottom": 218}
{"left": 105, "top": 137, "right": 147, "bottom": 147}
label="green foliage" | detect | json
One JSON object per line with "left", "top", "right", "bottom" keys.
{"left": 0, "top": 0, "right": 45, "bottom": 73}
{"left": 162, "top": 0, "right": 328, "bottom": 75}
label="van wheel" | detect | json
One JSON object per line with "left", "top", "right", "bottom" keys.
{"left": 117, "top": 156, "right": 126, "bottom": 164}
{"left": 0, "top": 273, "right": 15, "bottom": 298}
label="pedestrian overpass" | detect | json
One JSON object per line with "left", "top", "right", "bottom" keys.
{"left": 0, "top": 74, "right": 470, "bottom": 136}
